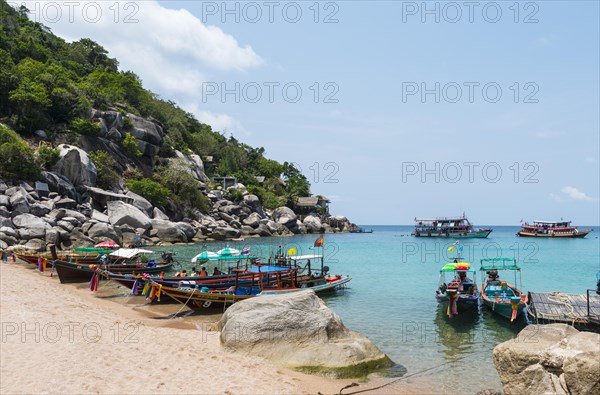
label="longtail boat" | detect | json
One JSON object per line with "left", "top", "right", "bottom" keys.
{"left": 435, "top": 242, "right": 480, "bottom": 318}
{"left": 517, "top": 220, "right": 592, "bottom": 238}
{"left": 479, "top": 258, "right": 527, "bottom": 322}
{"left": 54, "top": 260, "right": 174, "bottom": 283}
{"left": 53, "top": 248, "right": 175, "bottom": 283}
{"left": 152, "top": 265, "right": 351, "bottom": 309}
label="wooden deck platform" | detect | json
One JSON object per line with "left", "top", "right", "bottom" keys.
{"left": 527, "top": 291, "right": 600, "bottom": 329}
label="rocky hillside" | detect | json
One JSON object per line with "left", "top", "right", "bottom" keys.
{"left": 0, "top": 115, "right": 356, "bottom": 251}
{"left": 0, "top": 1, "right": 357, "bottom": 251}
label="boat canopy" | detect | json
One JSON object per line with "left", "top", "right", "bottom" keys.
{"left": 532, "top": 220, "right": 570, "bottom": 225}
{"left": 109, "top": 248, "right": 154, "bottom": 258}
{"left": 289, "top": 254, "right": 323, "bottom": 261}
{"left": 480, "top": 258, "right": 520, "bottom": 271}
{"left": 440, "top": 262, "right": 473, "bottom": 272}
{"left": 214, "top": 255, "right": 259, "bottom": 261}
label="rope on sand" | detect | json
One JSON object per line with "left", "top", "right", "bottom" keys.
{"left": 338, "top": 350, "right": 491, "bottom": 395}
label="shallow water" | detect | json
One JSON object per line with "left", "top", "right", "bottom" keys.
{"left": 122, "top": 225, "right": 600, "bottom": 393}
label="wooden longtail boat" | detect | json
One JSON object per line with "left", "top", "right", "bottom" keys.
{"left": 153, "top": 266, "right": 351, "bottom": 309}
{"left": 52, "top": 248, "right": 175, "bottom": 283}
{"left": 435, "top": 242, "right": 480, "bottom": 318}
{"left": 479, "top": 258, "right": 527, "bottom": 322}
{"left": 54, "top": 260, "right": 174, "bottom": 283}
{"left": 517, "top": 220, "right": 592, "bottom": 238}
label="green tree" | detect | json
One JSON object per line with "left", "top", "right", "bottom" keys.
{"left": 70, "top": 118, "right": 100, "bottom": 136}
{"left": 36, "top": 143, "right": 60, "bottom": 169}
{"left": 155, "top": 160, "right": 210, "bottom": 214}
{"left": 0, "top": 124, "right": 39, "bottom": 180}
{"left": 8, "top": 78, "right": 50, "bottom": 132}
{"left": 126, "top": 178, "right": 170, "bottom": 206}
{"left": 89, "top": 150, "right": 119, "bottom": 190}
{"left": 122, "top": 132, "right": 142, "bottom": 157}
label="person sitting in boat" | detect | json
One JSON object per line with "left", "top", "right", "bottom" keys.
{"left": 190, "top": 267, "right": 199, "bottom": 276}
{"left": 213, "top": 267, "right": 222, "bottom": 276}
{"left": 456, "top": 271, "right": 476, "bottom": 294}
{"left": 199, "top": 267, "right": 208, "bottom": 276}
{"left": 175, "top": 270, "right": 188, "bottom": 277}
{"left": 487, "top": 269, "right": 499, "bottom": 282}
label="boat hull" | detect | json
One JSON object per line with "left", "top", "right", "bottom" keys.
{"left": 54, "top": 261, "right": 173, "bottom": 283}
{"left": 159, "top": 276, "right": 351, "bottom": 310}
{"left": 516, "top": 229, "right": 592, "bottom": 238}
{"left": 481, "top": 281, "right": 527, "bottom": 320}
{"left": 482, "top": 299, "right": 526, "bottom": 319}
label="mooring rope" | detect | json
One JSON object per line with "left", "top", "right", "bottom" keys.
{"left": 339, "top": 350, "right": 491, "bottom": 395}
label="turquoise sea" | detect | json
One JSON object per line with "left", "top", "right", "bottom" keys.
{"left": 158, "top": 226, "right": 600, "bottom": 393}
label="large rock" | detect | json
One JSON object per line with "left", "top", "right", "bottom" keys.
{"left": 18, "top": 227, "right": 47, "bottom": 240}
{"left": 126, "top": 191, "right": 153, "bottom": 217}
{"left": 272, "top": 206, "right": 297, "bottom": 227}
{"left": 91, "top": 209, "right": 110, "bottom": 223}
{"left": 217, "top": 290, "right": 392, "bottom": 377}
{"left": 242, "top": 194, "right": 265, "bottom": 217}
{"left": 53, "top": 144, "right": 97, "bottom": 187}
{"left": 493, "top": 324, "right": 600, "bottom": 395}
{"left": 12, "top": 213, "right": 51, "bottom": 229}
{"left": 38, "top": 171, "right": 78, "bottom": 201}
{"left": 127, "top": 114, "right": 164, "bottom": 146}
{"left": 152, "top": 207, "right": 169, "bottom": 220}
{"left": 150, "top": 219, "right": 187, "bottom": 243}
{"left": 242, "top": 212, "right": 261, "bottom": 228}
{"left": 171, "top": 151, "right": 209, "bottom": 183}
{"left": 303, "top": 215, "right": 323, "bottom": 233}
{"left": 0, "top": 195, "right": 9, "bottom": 207}
{"left": 87, "top": 223, "right": 119, "bottom": 242}
{"left": 8, "top": 187, "right": 31, "bottom": 214}
{"left": 107, "top": 201, "right": 151, "bottom": 230}
{"left": 211, "top": 226, "right": 240, "bottom": 240}
{"left": 45, "top": 228, "right": 61, "bottom": 245}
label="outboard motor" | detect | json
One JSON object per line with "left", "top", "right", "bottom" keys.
{"left": 161, "top": 252, "right": 174, "bottom": 264}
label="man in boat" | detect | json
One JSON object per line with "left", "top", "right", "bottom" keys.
{"left": 190, "top": 267, "right": 199, "bottom": 276}
{"left": 456, "top": 271, "right": 476, "bottom": 294}
{"left": 199, "top": 267, "right": 208, "bottom": 276}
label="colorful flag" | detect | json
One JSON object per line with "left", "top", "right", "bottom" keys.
{"left": 287, "top": 247, "right": 297, "bottom": 256}
{"left": 242, "top": 247, "right": 251, "bottom": 255}
{"left": 314, "top": 236, "right": 324, "bottom": 247}
{"left": 447, "top": 246, "right": 455, "bottom": 252}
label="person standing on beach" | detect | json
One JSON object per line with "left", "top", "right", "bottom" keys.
{"left": 1, "top": 249, "right": 7, "bottom": 262}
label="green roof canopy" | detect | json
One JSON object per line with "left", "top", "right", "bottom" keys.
{"left": 480, "top": 258, "right": 520, "bottom": 271}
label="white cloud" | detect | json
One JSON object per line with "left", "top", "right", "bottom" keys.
{"left": 560, "top": 186, "right": 599, "bottom": 202}
{"left": 21, "top": 1, "right": 263, "bottom": 96}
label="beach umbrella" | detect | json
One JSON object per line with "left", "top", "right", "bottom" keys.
{"left": 217, "top": 247, "right": 241, "bottom": 256}
{"left": 95, "top": 240, "right": 120, "bottom": 249}
{"left": 191, "top": 251, "right": 219, "bottom": 263}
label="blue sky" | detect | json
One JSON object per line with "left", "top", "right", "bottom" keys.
{"left": 23, "top": 1, "right": 599, "bottom": 225}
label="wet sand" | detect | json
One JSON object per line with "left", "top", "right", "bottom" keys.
{"left": 1, "top": 261, "right": 438, "bottom": 394}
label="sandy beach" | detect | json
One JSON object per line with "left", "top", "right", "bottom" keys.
{"left": 0, "top": 261, "right": 434, "bottom": 395}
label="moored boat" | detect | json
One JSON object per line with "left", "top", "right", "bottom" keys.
{"left": 154, "top": 265, "right": 351, "bottom": 310}
{"left": 435, "top": 243, "right": 480, "bottom": 317}
{"left": 54, "top": 248, "right": 175, "bottom": 283}
{"left": 413, "top": 213, "right": 491, "bottom": 238}
{"left": 516, "top": 220, "right": 592, "bottom": 238}
{"left": 479, "top": 258, "right": 527, "bottom": 322}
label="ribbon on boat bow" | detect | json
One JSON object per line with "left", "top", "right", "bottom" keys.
{"left": 447, "top": 293, "right": 459, "bottom": 317}
{"left": 89, "top": 265, "right": 100, "bottom": 292}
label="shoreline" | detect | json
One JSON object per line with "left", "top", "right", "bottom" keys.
{"left": 0, "top": 261, "right": 435, "bottom": 394}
